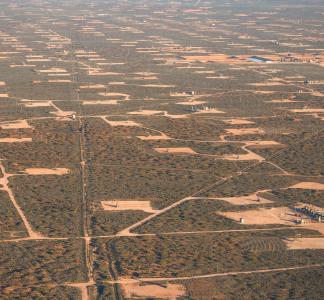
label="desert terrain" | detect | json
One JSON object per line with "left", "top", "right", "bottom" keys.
{"left": 0, "top": 0, "right": 323, "bottom": 299}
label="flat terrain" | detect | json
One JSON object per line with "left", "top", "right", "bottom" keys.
{"left": 0, "top": 0, "right": 323, "bottom": 299}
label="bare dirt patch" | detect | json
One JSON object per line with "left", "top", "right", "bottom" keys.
{"left": 0, "top": 138, "right": 32, "bottom": 143}
{"left": 23, "top": 101, "right": 52, "bottom": 107}
{"left": 207, "top": 76, "right": 232, "bottom": 79}
{"left": 23, "top": 168, "right": 69, "bottom": 175}
{"left": 223, "top": 119, "right": 255, "bottom": 125}
{"left": 48, "top": 79, "right": 72, "bottom": 83}
{"left": 82, "top": 100, "right": 119, "bottom": 105}
{"left": 221, "top": 151, "right": 264, "bottom": 161}
{"left": 267, "top": 99, "right": 298, "bottom": 103}
{"left": 154, "top": 147, "right": 197, "bottom": 154}
{"left": 134, "top": 72, "right": 158, "bottom": 76}
{"left": 101, "top": 200, "right": 158, "bottom": 213}
{"left": 38, "top": 67, "right": 67, "bottom": 73}
{"left": 312, "top": 92, "right": 324, "bottom": 97}
{"left": 79, "top": 84, "right": 106, "bottom": 89}
{"left": 176, "top": 101, "right": 207, "bottom": 105}
{"left": 89, "top": 71, "right": 123, "bottom": 76}
{"left": 284, "top": 238, "right": 324, "bottom": 250}
{"left": 140, "top": 84, "right": 175, "bottom": 88}
{"left": 108, "top": 81, "right": 126, "bottom": 85}
{"left": 225, "top": 128, "right": 265, "bottom": 135}
{"left": 121, "top": 281, "right": 186, "bottom": 300}
{"left": 290, "top": 108, "right": 324, "bottom": 113}
{"left": 195, "top": 108, "right": 225, "bottom": 114}
{"left": 0, "top": 120, "right": 32, "bottom": 129}
{"left": 253, "top": 91, "right": 275, "bottom": 95}
{"left": 164, "top": 112, "right": 189, "bottom": 119}
{"left": 104, "top": 120, "right": 141, "bottom": 127}
{"left": 132, "top": 76, "right": 159, "bottom": 80}
{"left": 137, "top": 134, "right": 171, "bottom": 140}
{"left": 288, "top": 182, "right": 324, "bottom": 191}
{"left": 244, "top": 140, "right": 282, "bottom": 147}
{"left": 219, "top": 207, "right": 299, "bottom": 225}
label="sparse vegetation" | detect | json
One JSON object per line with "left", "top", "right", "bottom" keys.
{"left": 0, "top": 0, "right": 323, "bottom": 298}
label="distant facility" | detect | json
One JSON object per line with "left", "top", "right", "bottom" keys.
{"left": 247, "top": 56, "right": 273, "bottom": 63}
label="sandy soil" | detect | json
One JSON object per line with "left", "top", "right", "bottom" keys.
{"left": 128, "top": 110, "right": 164, "bottom": 116}
{"left": 0, "top": 120, "right": 32, "bottom": 129}
{"left": 134, "top": 72, "right": 158, "bottom": 76}
{"left": 288, "top": 182, "right": 324, "bottom": 191}
{"left": 221, "top": 151, "right": 264, "bottom": 161}
{"left": 101, "top": 201, "right": 158, "bottom": 213}
{"left": 194, "top": 70, "right": 215, "bottom": 74}
{"left": 284, "top": 238, "right": 324, "bottom": 250}
{"left": 207, "top": 76, "right": 232, "bottom": 79}
{"left": 290, "top": 108, "right": 324, "bottom": 113}
{"left": 79, "top": 84, "right": 106, "bottom": 89}
{"left": 104, "top": 119, "right": 141, "bottom": 127}
{"left": 244, "top": 140, "right": 282, "bottom": 147}
{"left": 132, "top": 76, "right": 158, "bottom": 80}
{"left": 0, "top": 138, "right": 32, "bottom": 143}
{"left": 267, "top": 99, "right": 298, "bottom": 103}
{"left": 170, "top": 92, "right": 190, "bottom": 97}
{"left": 220, "top": 207, "right": 299, "bottom": 225}
{"left": 137, "top": 134, "right": 171, "bottom": 140}
{"left": 108, "top": 81, "right": 126, "bottom": 85}
{"left": 140, "top": 84, "right": 175, "bottom": 88}
{"left": 38, "top": 68, "right": 67, "bottom": 73}
{"left": 89, "top": 71, "right": 122, "bottom": 76}
{"left": 10, "top": 64, "right": 36, "bottom": 68}
{"left": 312, "top": 92, "right": 324, "bottom": 97}
{"left": 48, "top": 79, "right": 72, "bottom": 83}
{"left": 176, "top": 101, "right": 207, "bottom": 105}
{"left": 154, "top": 147, "right": 197, "bottom": 154}
{"left": 216, "top": 190, "right": 273, "bottom": 205}
{"left": 23, "top": 168, "right": 69, "bottom": 175}
{"left": 23, "top": 101, "right": 52, "bottom": 107}
{"left": 121, "top": 281, "right": 186, "bottom": 300}
{"left": 26, "top": 58, "right": 51, "bottom": 62}
{"left": 304, "top": 223, "right": 324, "bottom": 235}
{"left": 253, "top": 91, "right": 275, "bottom": 94}
{"left": 0, "top": 93, "right": 9, "bottom": 97}
{"left": 82, "top": 100, "right": 119, "bottom": 105}
{"left": 164, "top": 113, "right": 189, "bottom": 119}
{"left": 195, "top": 108, "right": 225, "bottom": 114}
{"left": 285, "top": 76, "right": 305, "bottom": 79}
{"left": 226, "top": 128, "right": 265, "bottom": 135}
{"left": 223, "top": 119, "right": 255, "bottom": 125}
{"left": 249, "top": 82, "right": 284, "bottom": 86}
